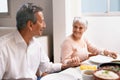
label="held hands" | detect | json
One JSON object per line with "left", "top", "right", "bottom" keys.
{"left": 67, "top": 56, "right": 81, "bottom": 67}
{"left": 61, "top": 57, "right": 81, "bottom": 70}
{"left": 103, "top": 50, "right": 118, "bottom": 59}
{"left": 63, "top": 57, "right": 81, "bottom": 68}
{"left": 62, "top": 49, "right": 90, "bottom": 69}
{"left": 62, "top": 56, "right": 88, "bottom": 70}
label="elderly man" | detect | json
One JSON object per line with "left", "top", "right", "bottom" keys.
{"left": 0, "top": 3, "right": 71, "bottom": 80}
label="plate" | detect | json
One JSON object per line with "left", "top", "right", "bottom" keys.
{"left": 89, "top": 55, "right": 113, "bottom": 64}
{"left": 41, "top": 73, "right": 75, "bottom": 80}
{"left": 93, "top": 69, "right": 120, "bottom": 80}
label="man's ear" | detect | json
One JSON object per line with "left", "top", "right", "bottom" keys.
{"left": 27, "top": 20, "right": 33, "bottom": 31}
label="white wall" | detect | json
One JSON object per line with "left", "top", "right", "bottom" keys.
{"left": 85, "top": 16, "right": 120, "bottom": 52}
{"left": 53, "top": 0, "right": 66, "bottom": 63}
{"left": 53, "top": 0, "right": 81, "bottom": 62}
{"left": 66, "top": 0, "right": 81, "bottom": 36}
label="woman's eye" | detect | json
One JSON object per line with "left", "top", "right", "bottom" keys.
{"left": 79, "top": 27, "right": 83, "bottom": 29}
{"left": 74, "top": 26, "right": 78, "bottom": 28}
{"left": 74, "top": 26, "right": 84, "bottom": 30}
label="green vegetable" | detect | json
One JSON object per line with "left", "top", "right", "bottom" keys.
{"left": 102, "top": 70, "right": 109, "bottom": 74}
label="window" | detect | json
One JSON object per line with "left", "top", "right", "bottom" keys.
{"left": 110, "top": 0, "right": 120, "bottom": 12}
{"left": 0, "top": 0, "right": 10, "bottom": 17}
{"left": 81, "top": 0, "right": 120, "bottom": 16}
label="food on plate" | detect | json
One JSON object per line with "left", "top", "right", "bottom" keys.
{"left": 98, "top": 62, "right": 120, "bottom": 75}
{"left": 80, "top": 65, "right": 97, "bottom": 70}
{"left": 93, "top": 69, "right": 120, "bottom": 80}
{"left": 94, "top": 62, "right": 120, "bottom": 80}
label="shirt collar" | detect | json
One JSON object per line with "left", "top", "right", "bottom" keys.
{"left": 15, "top": 30, "right": 36, "bottom": 46}
{"left": 15, "top": 30, "right": 27, "bottom": 46}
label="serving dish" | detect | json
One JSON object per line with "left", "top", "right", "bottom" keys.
{"left": 93, "top": 62, "right": 120, "bottom": 80}
{"left": 93, "top": 69, "right": 120, "bottom": 80}
{"left": 98, "top": 62, "right": 120, "bottom": 74}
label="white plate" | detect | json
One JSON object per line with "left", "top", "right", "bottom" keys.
{"left": 89, "top": 55, "right": 113, "bottom": 64}
{"left": 41, "top": 73, "right": 75, "bottom": 80}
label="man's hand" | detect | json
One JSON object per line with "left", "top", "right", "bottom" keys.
{"left": 41, "top": 72, "right": 48, "bottom": 77}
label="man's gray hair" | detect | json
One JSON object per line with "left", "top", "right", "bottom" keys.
{"left": 73, "top": 17, "right": 88, "bottom": 27}
{"left": 16, "top": 3, "right": 43, "bottom": 31}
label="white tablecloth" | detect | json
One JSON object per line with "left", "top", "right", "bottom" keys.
{"left": 41, "top": 54, "right": 120, "bottom": 80}
{"left": 40, "top": 60, "right": 95, "bottom": 80}
{"left": 41, "top": 67, "right": 82, "bottom": 80}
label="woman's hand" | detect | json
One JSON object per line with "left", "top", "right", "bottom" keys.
{"left": 104, "top": 50, "right": 118, "bottom": 59}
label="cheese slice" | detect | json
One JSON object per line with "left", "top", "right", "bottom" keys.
{"left": 80, "top": 65, "right": 97, "bottom": 70}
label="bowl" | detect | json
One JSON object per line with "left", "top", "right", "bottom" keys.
{"left": 93, "top": 69, "right": 120, "bottom": 80}
{"left": 81, "top": 70, "right": 94, "bottom": 80}
{"left": 98, "top": 62, "right": 120, "bottom": 74}
{"left": 93, "top": 62, "right": 120, "bottom": 80}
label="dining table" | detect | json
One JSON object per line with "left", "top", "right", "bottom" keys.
{"left": 40, "top": 54, "right": 120, "bottom": 80}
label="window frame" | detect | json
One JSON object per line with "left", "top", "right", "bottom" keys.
{"left": 81, "top": 0, "right": 120, "bottom": 16}
{"left": 0, "top": 0, "right": 10, "bottom": 18}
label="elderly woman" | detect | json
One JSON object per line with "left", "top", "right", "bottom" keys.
{"left": 61, "top": 17, "right": 117, "bottom": 67}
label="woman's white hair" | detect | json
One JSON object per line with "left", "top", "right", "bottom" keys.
{"left": 73, "top": 17, "right": 88, "bottom": 27}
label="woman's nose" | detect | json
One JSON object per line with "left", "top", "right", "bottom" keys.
{"left": 76, "top": 28, "right": 80, "bottom": 31}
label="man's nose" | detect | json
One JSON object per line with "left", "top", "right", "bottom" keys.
{"left": 43, "top": 21, "right": 46, "bottom": 29}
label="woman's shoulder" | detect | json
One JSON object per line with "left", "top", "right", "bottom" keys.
{"left": 63, "top": 35, "right": 73, "bottom": 43}
{"left": 82, "top": 36, "right": 88, "bottom": 42}
{"left": 61, "top": 36, "right": 73, "bottom": 47}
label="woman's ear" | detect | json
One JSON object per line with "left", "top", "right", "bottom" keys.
{"left": 27, "top": 20, "right": 33, "bottom": 31}
{"left": 84, "top": 26, "right": 87, "bottom": 32}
